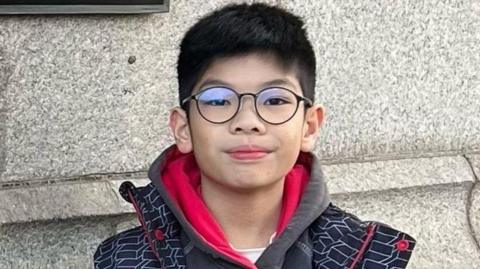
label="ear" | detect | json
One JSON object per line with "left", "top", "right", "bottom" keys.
{"left": 300, "top": 104, "right": 325, "bottom": 152}
{"left": 169, "top": 107, "right": 193, "bottom": 153}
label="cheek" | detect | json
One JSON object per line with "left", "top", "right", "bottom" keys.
{"left": 275, "top": 124, "right": 302, "bottom": 154}
{"left": 189, "top": 119, "right": 222, "bottom": 164}
{"left": 274, "top": 123, "right": 304, "bottom": 163}
{"left": 191, "top": 136, "right": 219, "bottom": 181}
{"left": 278, "top": 119, "right": 305, "bottom": 146}
{"left": 191, "top": 128, "right": 215, "bottom": 156}
{"left": 189, "top": 112, "right": 214, "bottom": 145}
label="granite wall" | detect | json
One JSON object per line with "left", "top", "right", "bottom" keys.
{"left": 0, "top": 0, "right": 479, "bottom": 268}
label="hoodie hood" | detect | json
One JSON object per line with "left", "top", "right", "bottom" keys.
{"left": 127, "top": 144, "right": 331, "bottom": 268}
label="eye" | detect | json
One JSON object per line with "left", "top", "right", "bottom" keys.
{"left": 200, "top": 99, "right": 230, "bottom": 106}
{"left": 198, "top": 87, "right": 236, "bottom": 106}
{"left": 263, "top": 97, "right": 290, "bottom": 105}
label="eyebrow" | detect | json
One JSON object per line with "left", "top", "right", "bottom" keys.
{"left": 197, "top": 78, "right": 296, "bottom": 91}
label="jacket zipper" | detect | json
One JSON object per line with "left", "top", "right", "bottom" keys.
{"left": 348, "top": 223, "right": 376, "bottom": 269}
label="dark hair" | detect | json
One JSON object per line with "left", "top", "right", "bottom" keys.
{"left": 177, "top": 3, "right": 316, "bottom": 110}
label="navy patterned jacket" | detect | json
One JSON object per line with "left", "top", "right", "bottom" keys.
{"left": 94, "top": 145, "right": 415, "bottom": 269}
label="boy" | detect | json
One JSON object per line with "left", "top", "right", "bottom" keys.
{"left": 94, "top": 3, "right": 415, "bottom": 269}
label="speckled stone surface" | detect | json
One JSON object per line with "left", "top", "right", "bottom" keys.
{"left": 0, "top": 217, "right": 114, "bottom": 269}
{"left": 0, "top": 179, "right": 135, "bottom": 224}
{"left": 468, "top": 154, "right": 480, "bottom": 249}
{"left": 471, "top": 183, "right": 480, "bottom": 254}
{"left": 281, "top": 0, "right": 480, "bottom": 162}
{"left": 1, "top": 42, "right": 178, "bottom": 182}
{"left": 114, "top": 213, "right": 139, "bottom": 234}
{"left": 323, "top": 155, "right": 474, "bottom": 194}
{"left": 333, "top": 183, "right": 480, "bottom": 269}
{"left": 468, "top": 154, "right": 480, "bottom": 180}
{"left": 0, "top": 39, "right": 7, "bottom": 175}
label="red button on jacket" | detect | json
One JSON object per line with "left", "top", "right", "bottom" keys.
{"left": 154, "top": 229, "right": 164, "bottom": 241}
{"left": 396, "top": 239, "right": 409, "bottom": 251}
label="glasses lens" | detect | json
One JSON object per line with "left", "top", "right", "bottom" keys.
{"left": 197, "top": 87, "right": 239, "bottom": 123}
{"left": 256, "top": 88, "right": 298, "bottom": 124}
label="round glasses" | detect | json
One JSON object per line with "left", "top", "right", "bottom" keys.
{"left": 181, "top": 87, "right": 313, "bottom": 125}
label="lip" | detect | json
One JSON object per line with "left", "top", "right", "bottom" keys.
{"left": 226, "top": 145, "right": 272, "bottom": 161}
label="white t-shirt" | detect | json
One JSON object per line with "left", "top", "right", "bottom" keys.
{"left": 230, "top": 233, "right": 276, "bottom": 263}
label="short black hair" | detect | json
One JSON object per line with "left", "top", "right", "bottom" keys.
{"left": 177, "top": 3, "right": 316, "bottom": 110}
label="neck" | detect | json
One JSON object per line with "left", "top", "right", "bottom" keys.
{"left": 200, "top": 176, "right": 285, "bottom": 249}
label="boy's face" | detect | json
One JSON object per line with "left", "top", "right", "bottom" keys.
{"left": 170, "top": 53, "right": 324, "bottom": 192}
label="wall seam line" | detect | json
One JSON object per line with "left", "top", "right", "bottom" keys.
{"left": 0, "top": 171, "right": 148, "bottom": 191}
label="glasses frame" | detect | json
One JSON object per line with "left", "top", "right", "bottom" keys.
{"left": 181, "top": 86, "right": 313, "bottom": 125}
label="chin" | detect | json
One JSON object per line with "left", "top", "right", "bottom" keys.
{"left": 224, "top": 177, "right": 281, "bottom": 192}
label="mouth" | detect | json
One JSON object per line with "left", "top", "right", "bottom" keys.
{"left": 226, "top": 145, "right": 272, "bottom": 161}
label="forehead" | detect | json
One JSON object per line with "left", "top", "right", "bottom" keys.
{"left": 194, "top": 53, "right": 302, "bottom": 94}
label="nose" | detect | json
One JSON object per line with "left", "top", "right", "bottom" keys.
{"left": 228, "top": 94, "right": 267, "bottom": 134}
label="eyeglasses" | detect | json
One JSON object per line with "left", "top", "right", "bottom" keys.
{"left": 181, "top": 86, "right": 313, "bottom": 125}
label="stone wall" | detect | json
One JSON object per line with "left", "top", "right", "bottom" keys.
{"left": 1, "top": 0, "right": 479, "bottom": 268}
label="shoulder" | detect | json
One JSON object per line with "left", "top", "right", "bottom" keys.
{"left": 93, "top": 226, "right": 162, "bottom": 269}
{"left": 309, "top": 204, "right": 416, "bottom": 269}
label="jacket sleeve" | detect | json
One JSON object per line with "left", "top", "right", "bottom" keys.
{"left": 355, "top": 223, "right": 416, "bottom": 269}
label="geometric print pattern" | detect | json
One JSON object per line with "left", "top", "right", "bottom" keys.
{"left": 94, "top": 182, "right": 415, "bottom": 269}
{"left": 310, "top": 206, "right": 367, "bottom": 269}
{"left": 309, "top": 205, "right": 415, "bottom": 269}
{"left": 94, "top": 227, "right": 163, "bottom": 269}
